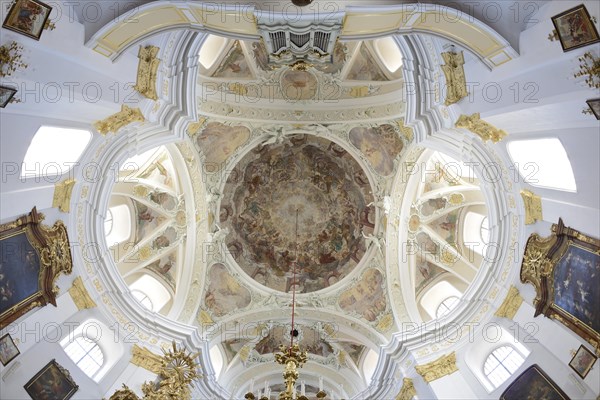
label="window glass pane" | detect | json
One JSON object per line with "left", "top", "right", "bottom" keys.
{"left": 507, "top": 138, "right": 576, "bottom": 192}
{"left": 64, "top": 336, "right": 104, "bottom": 378}
{"left": 21, "top": 126, "right": 92, "bottom": 178}
{"left": 484, "top": 346, "right": 525, "bottom": 389}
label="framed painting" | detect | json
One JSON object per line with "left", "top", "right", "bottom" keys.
{"left": 0, "top": 333, "right": 20, "bottom": 366}
{"left": 0, "top": 86, "right": 18, "bottom": 108}
{"left": 500, "top": 364, "right": 570, "bottom": 400}
{"left": 2, "top": 0, "right": 52, "bottom": 40}
{"left": 551, "top": 4, "right": 600, "bottom": 52}
{"left": 24, "top": 359, "right": 78, "bottom": 400}
{"left": 569, "top": 345, "right": 597, "bottom": 379}
{"left": 586, "top": 98, "right": 600, "bottom": 120}
{"left": 0, "top": 207, "right": 73, "bottom": 329}
{"left": 521, "top": 218, "right": 600, "bottom": 354}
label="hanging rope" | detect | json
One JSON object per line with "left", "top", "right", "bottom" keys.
{"left": 289, "top": 208, "right": 299, "bottom": 355}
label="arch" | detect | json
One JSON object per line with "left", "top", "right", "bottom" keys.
{"left": 87, "top": 2, "right": 515, "bottom": 70}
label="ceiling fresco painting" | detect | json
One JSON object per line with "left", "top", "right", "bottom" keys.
{"left": 195, "top": 122, "right": 251, "bottom": 165}
{"left": 346, "top": 43, "right": 388, "bottom": 81}
{"left": 219, "top": 134, "right": 374, "bottom": 294}
{"left": 348, "top": 124, "right": 404, "bottom": 176}
{"left": 146, "top": 252, "right": 177, "bottom": 291}
{"left": 338, "top": 268, "right": 387, "bottom": 322}
{"left": 212, "top": 41, "right": 254, "bottom": 79}
{"left": 204, "top": 263, "right": 252, "bottom": 317}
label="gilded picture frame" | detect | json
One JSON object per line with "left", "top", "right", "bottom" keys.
{"left": 2, "top": 0, "right": 52, "bottom": 41}
{"left": 500, "top": 364, "right": 570, "bottom": 400}
{"left": 569, "top": 345, "right": 597, "bottom": 379}
{"left": 520, "top": 218, "right": 600, "bottom": 354}
{"left": 551, "top": 4, "right": 600, "bottom": 52}
{"left": 0, "top": 333, "right": 20, "bottom": 366}
{"left": 0, "top": 207, "right": 73, "bottom": 329}
{"left": 586, "top": 98, "right": 600, "bottom": 120}
{"left": 0, "top": 86, "right": 18, "bottom": 108}
{"left": 24, "top": 359, "right": 78, "bottom": 400}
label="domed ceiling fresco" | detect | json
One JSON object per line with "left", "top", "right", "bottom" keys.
{"left": 219, "top": 135, "right": 375, "bottom": 293}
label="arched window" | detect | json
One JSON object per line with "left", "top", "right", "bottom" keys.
{"left": 63, "top": 336, "right": 104, "bottom": 378}
{"left": 507, "top": 138, "right": 576, "bottom": 192}
{"left": 484, "top": 345, "right": 526, "bottom": 389}
{"left": 420, "top": 281, "right": 462, "bottom": 319}
{"left": 21, "top": 126, "right": 92, "bottom": 178}
{"left": 105, "top": 204, "right": 131, "bottom": 245}
{"left": 436, "top": 296, "right": 459, "bottom": 318}
{"left": 130, "top": 275, "right": 171, "bottom": 312}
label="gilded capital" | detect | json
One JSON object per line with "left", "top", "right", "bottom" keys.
{"left": 52, "top": 178, "right": 76, "bottom": 213}
{"left": 93, "top": 105, "right": 145, "bottom": 135}
{"left": 68, "top": 276, "right": 97, "bottom": 310}
{"left": 455, "top": 113, "right": 507, "bottom": 143}
{"left": 441, "top": 51, "right": 468, "bottom": 106}
{"left": 395, "top": 378, "right": 416, "bottom": 400}
{"left": 134, "top": 45, "right": 160, "bottom": 100}
{"left": 494, "top": 286, "right": 523, "bottom": 320}
{"left": 396, "top": 118, "right": 414, "bottom": 142}
{"left": 520, "top": 189, "right": 543, "bottom": 225}
{"left": 186, "top": 117, "right": 207, "bottom": 137}
{"left": 415, "top": 352, "right": 458, "bottom": 383}
{"left": 131, "top": 345, "right": 163, "bottom": 374}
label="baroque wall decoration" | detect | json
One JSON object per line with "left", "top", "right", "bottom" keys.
{"left": 455, "top": 113, "right": 507, "bottom": 143}
{"left": 520, "top": 189, "right": 543, "bottom": 225}
{"left": 52, "top": 179, "right": 76, "bottom": 213}
{"left": 521, "top": 218, "right": 600, "bottom": 352}
{"left": 131, "top": 344, "right": 163, "bottom": 374}
{"left": 93, "top": 105, "right": 145, "bottom": 135}
{"left": 0, "top": 208, "right": 73, "bottom": 329}
{"left": 415, "top": 352, "right": 458, "bottom": 383}
{"left": 440, "top": 51, "right": 468, "bottom": 106}
{"left": 395, "top": 378, "right": 416, "bottom": 400}
{"left": 134, "top": 45, "right": 160, "bottom": 100}
{"left": 494, "top": 286, "right": 523, "bottom": 320}
{"left": 68, "top": 276, "right": 97, "bottom": 310}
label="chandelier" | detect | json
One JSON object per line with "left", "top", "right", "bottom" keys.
{"left": 245, "top": 210, "right": 327, "bottom": 400}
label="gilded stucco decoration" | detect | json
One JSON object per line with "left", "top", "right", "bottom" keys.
{"left": 415, "top": 352, "right": 458, "bottom": 383}
{"left": 395, "top": 378, "right": 416, "bottom": 400}
{"left": 52, "top": 178, "right": 76, "bottom": 213}
{"left": 134, "top": 45, "right": 160, "bottom": 100}
{"left": 494, "top": 286, "right": 523, "bottom": 320}
{"left": 219, "top": 134, "right": 374, "bottom": 293}
{"left": 131, "top": 344, "right": 163, "bottom": 374}
{"left": 520, "top": 189, "right": 543, "bottom": 225}
{"left": 440, "top": 51, "right": 468, "bottom": 106}
{"left": 68, "top": 276, "right": 97, "bottom": 310}
{"left": 455, "top": 113, "right": 507, "bottom": 143}
{"left": 93, "top": 104, "right": 145, "bottom": 135}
